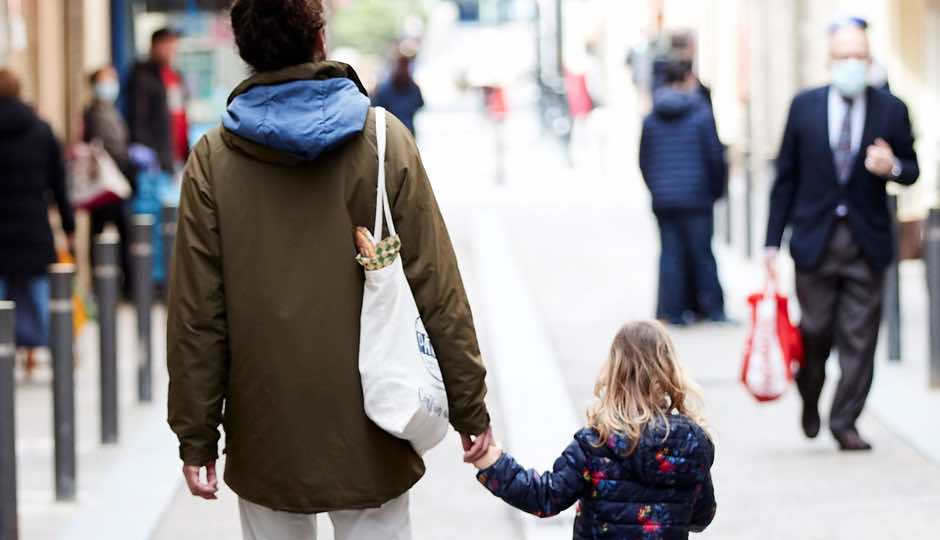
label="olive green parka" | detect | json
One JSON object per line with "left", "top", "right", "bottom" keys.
{"left": 167, "top": 62, "right": 489, "bottom": 513}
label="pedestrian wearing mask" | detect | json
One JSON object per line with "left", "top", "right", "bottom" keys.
{"left": 765, "top": 20, "right": 919, "bottom": 451}
{"left": 83, "top": 65, "right": 134, "bottom": 297}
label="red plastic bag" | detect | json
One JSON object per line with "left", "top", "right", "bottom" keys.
{"left": 741, "top": 280, "right": 804, "bottom": 402}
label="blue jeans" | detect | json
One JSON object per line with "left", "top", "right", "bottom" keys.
{"left": 0, "top": 275, "right": 51, "bottom": 347}
{"left": 655, "top": 210, "right": 725, "bottom": 322}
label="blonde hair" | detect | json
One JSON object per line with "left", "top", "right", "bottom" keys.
{"left": 587, "top": 321, "right": 706, "bottom": 453}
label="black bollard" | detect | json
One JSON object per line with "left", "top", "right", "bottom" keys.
{"left": 161, "top": 204, "right": 178, "bottom": 290}
{"left": 928, "top": 209, "right": 940, "bottom": 389}
{"left": 0, "top": 302, "right": 18, "bottom": 539}
{"left": 94, "top": 232, "right": 120, "bottom": 443}
{"left": 49, "top": 264, "right": 76, "bottom": 501}
{"left": 131, "top": 215, "right": 154, "bottom": 402}
{"left": 884, "top": 194, "right": 902, "bottom": 361}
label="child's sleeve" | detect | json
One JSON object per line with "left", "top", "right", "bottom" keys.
{"left": 690, "top": 469, "right": 717, "bottom": 531}
{"left": 475, "top": 439, "right": 588, "bottom": 518}
{"left": 690, "top": 434, "right": 718, "bottom": 533}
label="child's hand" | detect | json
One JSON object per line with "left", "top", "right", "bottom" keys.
{"left": 472, "top": 443, "right": 503, "bottom": 470}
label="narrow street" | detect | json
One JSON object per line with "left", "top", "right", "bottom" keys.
{"left": 147, "top": 87, "right": 940, "bottom": 539}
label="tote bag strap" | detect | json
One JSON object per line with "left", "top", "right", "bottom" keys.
{"left": 372, "top": 107, "right": 397, "bottom": 241}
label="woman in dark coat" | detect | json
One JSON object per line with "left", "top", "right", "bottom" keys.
{"left": 0, "top": 69, "right": 75, "bottom": 376}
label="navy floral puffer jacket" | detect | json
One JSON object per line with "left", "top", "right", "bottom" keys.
{"left": 477, "top": 416, "right": 716, "bottom": 539}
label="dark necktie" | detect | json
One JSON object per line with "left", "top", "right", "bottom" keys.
{"left": 834, "top": 97, "right": 854, "bottom": 184}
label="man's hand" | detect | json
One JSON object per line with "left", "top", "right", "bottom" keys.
{"left": 865, "top": 138, "right": 897, "bottom": 178}
{"left": 183, "top": 461, "right": 219, "bottom": 500}
{"left": 764, "top": 247, "right": 779, "bottom": 281}
{"left": 460, "top": 425, "right": 493, "bottom": 464}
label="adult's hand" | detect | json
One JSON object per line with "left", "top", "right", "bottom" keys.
{"left": 864, "top": 138, "right": 897, "bottom": 178}
{"left": 183, "top": 460, "right": 219, "bottom": 500}
{"left": 764, "top": 247, "right": 779, "bottom": 281}
{"left": 460, "top": 425, "right": 493, "bottom": 464}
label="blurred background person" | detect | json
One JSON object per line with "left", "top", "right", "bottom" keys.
{"left": 372, "top": 44, "right": 425, "bottom": 136}
{"left": 127, "top": 27, "right": 189, "bottom": 172}
{"left": 640, "top": 59, "right": 728, "bottom": 327}
{"left": 0, "top": 68, "right": 75, "bottom": 377}
{"left": 83, "top": 65, "right": 134, "bottom": 298}
{"left": 764, "top": 20, "right": 919, "bottom": 451}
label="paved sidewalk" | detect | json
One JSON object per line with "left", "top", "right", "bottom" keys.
{"left": 490, "top": 186, "right": 940, "bottom": 539}
{"left": 14, "top": 305, "right": 177, "bottom": 540}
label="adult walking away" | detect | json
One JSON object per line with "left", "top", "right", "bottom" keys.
{"left": 372, "top": 46, "right": 425, "bottom": 136}
{"left": 0, "top": 69, "right": 75, "bottom": 376}
{"left": 640, "top": 59, "right": 728, "bottom": 326}
{"left": 127, "top": 27, "right": 189, "bottom": 172}
{"left": 166, "top": 1, "right": 491, "bottom": 539}
{"left": 765, "top": 21, "right": 919, "bottom": 451}
{"left": 83, "top": 66, "right": 134, "bottom": 297}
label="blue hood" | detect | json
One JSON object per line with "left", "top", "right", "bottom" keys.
{"left": 222, "top": 78, "right": 370, "bottom": 161}
{"left": 652, "top": 88, "right": 704, "bottom": 120}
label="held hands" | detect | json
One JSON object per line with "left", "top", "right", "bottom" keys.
{"left": 183, "top": 460, "right": 219, "bottom": 500}
{"left": 472, "top": 443, "right": 503, "bottom": 470}
{"left": 461, "top": 425, "right": 493, "bottom": 463}
{"left": 461, "top": 425, "right": 503, "bottom": 470}
{"left": 864, "top": 138, "right": 897, "bottom": 178}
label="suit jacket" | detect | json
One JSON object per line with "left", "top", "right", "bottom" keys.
{"left": 766, "top": 86, "right": 919, "bottom": 271}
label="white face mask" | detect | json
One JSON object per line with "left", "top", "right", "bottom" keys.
{"left": 831, "top": 59, "right": 868, "bottom": 98}
{"left": 94, "top": 80, "right": 120, "bottom": 103}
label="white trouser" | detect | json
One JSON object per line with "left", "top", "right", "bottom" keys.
{"left": 238, "top": 493, "right": 412, "bottom": 540}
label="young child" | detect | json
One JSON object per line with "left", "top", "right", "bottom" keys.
{"left": 474, "top": 321, "right": 716, "bottom": 539}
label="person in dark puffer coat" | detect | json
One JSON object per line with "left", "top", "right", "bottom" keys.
{"left": 640, "top": 59, "right": 728, "bottom": 326}
{"left": 474, "top": 321, "right": 716, "bottom": 540}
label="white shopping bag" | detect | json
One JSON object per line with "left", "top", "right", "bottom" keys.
{"left": 68, "top": 140, "right": 132, "bottom": 210}
{"left": 741, "top": 278, "right": 802, "bottom": 402}
{"left": 357, "top": 108, "right": 449, "bottom": 455}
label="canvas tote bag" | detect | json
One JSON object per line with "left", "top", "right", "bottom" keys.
{"left": 357, "top": 108, "right": 449, "bottom": 455}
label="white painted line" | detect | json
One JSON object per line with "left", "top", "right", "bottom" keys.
{"left": 472, "top": 213, "right": 580, "bottom": 540}
{"left": 58, "top": 403, "right": 182, "bottom": 540}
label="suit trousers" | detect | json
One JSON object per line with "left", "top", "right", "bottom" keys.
{"left": 239, "top": 493, "right": 412, "bottom": 540}
{"left": 794, "top": 222, "right": 884, "bottom": 433}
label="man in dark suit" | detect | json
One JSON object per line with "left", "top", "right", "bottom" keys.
{"left": 765, "top": 21, "right": 919, "bottom": 451}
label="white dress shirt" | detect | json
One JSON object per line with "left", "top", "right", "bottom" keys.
{"left": 828, "top": 87, "right": 866, "bottom": 154}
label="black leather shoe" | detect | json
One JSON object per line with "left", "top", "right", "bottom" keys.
{"left": 801, "top": 403, "right": 821, "bottom": 439}
{"left": 832, "top": 429, "right": 873, "bottom": 451}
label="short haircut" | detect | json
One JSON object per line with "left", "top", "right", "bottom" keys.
{"left": 663, "top": 59, "right": 693, "bottom": 85}
{"left": 151, "top": 27, "right": 180, "bottom": 46}
{"left": 230, "top": 0, "right": 326, "bottom": 73}
{"left": 88, "top": 67, "right": 108, "bottom": 87}
{"left": 0, "top": 69, "right": 21, "bottom": 98}
{"left": 829, "top": 16, "right": 869, "bottom": 34}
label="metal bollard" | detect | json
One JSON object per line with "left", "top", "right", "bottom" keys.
{"left": 927, "top": 209, "right": 940, "bottom": 388}
{"left": 94, "top": 232, "right": 121, "bottom": 443}
{"left": 49, "top": 264, "right": 76, "bottom": 501}
{"left": 1, "top": 302, "right": 18, "bottom": 539}
{"left": 161, "top": 204, "right": 178, "bottom": 289}
{"left": 131, "top": 215, "right": 154, "bottom": 402}
{"left": 884, "top": 194, "right": 902, "bottom": 361}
